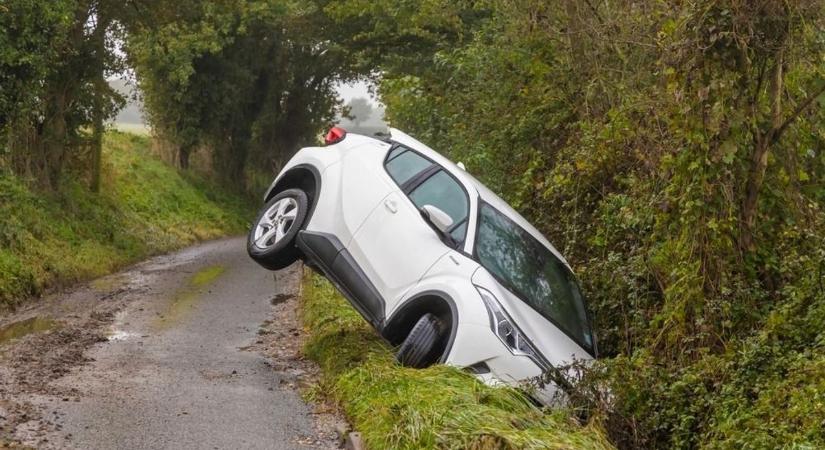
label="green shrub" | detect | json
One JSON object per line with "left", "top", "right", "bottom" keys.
{"left": 325, "top": 1, "right": 825, "bottom": 447}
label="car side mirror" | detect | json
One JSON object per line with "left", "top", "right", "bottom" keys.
{"left": 419, "top": 205, "right": 453, "bottom": 234}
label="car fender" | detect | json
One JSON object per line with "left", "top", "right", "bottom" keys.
{"left": 388, "top": 252, "right": 489, "bottom": 358}
{"left": 265, "top": 135, "right": 396, "bottom": 252}
{"left": 382, "top": 290, "right": 459, "bottom": 362}
{"left": 448, "top": 322, "right": 542, "bottom": 382}
{"left": 394, "top": 252, "right": 488, "bottom": 325}
{"left": 263, "top": 146, "right": 339, "bottom": 202}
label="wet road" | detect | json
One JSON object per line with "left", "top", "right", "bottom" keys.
{"left": 0, "top": 237, "right": 337, "bottom": 449}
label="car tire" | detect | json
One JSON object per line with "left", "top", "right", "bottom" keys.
{"left": 396, "top": 313, "right": 444, "bottom": 368}
{"left": 247, "top": 189, "right": 309, "bottom": 271}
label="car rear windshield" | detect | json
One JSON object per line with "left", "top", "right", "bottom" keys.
{"left": 475, "top": 203, "right": 594, "bottom": 353}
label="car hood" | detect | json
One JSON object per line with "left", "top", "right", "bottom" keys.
{"left": 471, "top": 267, "right": 594, "bottom": 368}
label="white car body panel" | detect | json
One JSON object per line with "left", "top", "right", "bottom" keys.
{"left": 331, "top": 142, "right": 396, "bottom": 247}
{"left": 350, "top": 189, "right": 451, "bottom": 313}
{"left": 400, "top": 252, "right": 543, "bottom": 381}
{"left": 260, "top": 128, "right": 595, "bottom": 397}
{"left": 272, "top": 138, "right": 396, "bottom": 249}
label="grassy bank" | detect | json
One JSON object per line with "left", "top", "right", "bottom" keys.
{"left": 300, "top": 272, "right": 613, "bottom": 450}
{"left": 0, "top": 131, "right": 251, "bottom": 310}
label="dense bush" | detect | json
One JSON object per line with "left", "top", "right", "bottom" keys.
{"left": 325, "top": 0, "right": 825, "bottom": 448}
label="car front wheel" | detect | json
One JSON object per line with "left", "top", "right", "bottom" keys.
{"left": 247, "top": 188, "right": 309, "bottom": 270}
{"left": 396, "top": 313, "right": 445, "bottom": 368}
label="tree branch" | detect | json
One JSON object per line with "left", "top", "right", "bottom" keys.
{"left": 582, "top": 0, "right": 605, "bottom": 25}
{"left": 772, "top": 81, "right": 825, "bottom": 143}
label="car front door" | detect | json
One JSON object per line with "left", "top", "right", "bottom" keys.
{"left": 349, "top": 146, "right": 472, "bottom": 317}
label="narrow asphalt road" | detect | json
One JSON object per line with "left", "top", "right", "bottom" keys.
{"left": 0, "top": 237, "right": 340, "bottom": 449}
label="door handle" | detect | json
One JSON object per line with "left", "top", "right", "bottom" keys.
{"left": 384, "top": 199, "right": 398, "bottom": 213}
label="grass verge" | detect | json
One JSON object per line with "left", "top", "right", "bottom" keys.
{"left": 0, "top": 131, "right": 252, "bottom": 310}
{"left": 300, "top": 271, "right": 614, "bottom": 450}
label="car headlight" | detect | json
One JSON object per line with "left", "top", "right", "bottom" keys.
{"left": 476, "top": 286, "right": 551, "bottom": 371}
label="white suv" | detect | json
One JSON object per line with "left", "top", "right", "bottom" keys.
{"left": 248, "top": 127, "right": 596, "bottom": 389}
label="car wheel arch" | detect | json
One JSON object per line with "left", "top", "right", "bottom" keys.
{"left": 265, "top": 165, "right": 322, "bottom": 220}
{"left": 382, "top": 291, "right": 459, "bottom": 364}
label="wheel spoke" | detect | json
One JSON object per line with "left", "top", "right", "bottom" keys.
{"left": 256, "top": 223, "right": 272, "bottom": 237}
{"left": 281, "top": 207, "right": 298, "bottom": 221}
{"left": 277, "top": 199, "right": 290, "bottom": 217}
{"left": 274, "top": 221, "right": 288, "bottom": 243}
{"left": 256, "top": 227, "right": 278, "bottom": 247}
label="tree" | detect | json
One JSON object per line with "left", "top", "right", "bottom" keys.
{"left": 1, "top": 0, "right": 125, "bottom": 190}
{"left": 322, "top": 0, "right": 825, "bottom": 445}
{"left": 128, "top": 0, "right": 354, "bottom": 189}
{"left": 346, "top": 97, "right": 373, "bottom": 127}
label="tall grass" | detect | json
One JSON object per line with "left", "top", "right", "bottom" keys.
{"left": 0, "top": 131, "right": 252, "bottom": 309}
{"left": 300, "top": 272, "right": 614, "bottom": 450}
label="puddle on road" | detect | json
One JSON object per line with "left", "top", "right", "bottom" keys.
{"left": 107, "top": 310, "right": 140, "bottom": 341}
{"left": 0, "top": 317, "right": 58, "bottom": 346}
{"left": 108, "top": 329, "right": 140, "bottom": 341}
{"left": 91, "top": 274, "right": 129, "bottom": 293}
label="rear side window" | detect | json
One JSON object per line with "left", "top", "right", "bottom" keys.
{"left": 385, "top": 149, "right": 431, "bottom": 185}
{"left": 409, "top": 170, "right": 469, "bottom": 243}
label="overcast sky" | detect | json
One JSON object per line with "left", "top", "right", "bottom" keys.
{"left": 114, "top": 77, "right": 385, "bottom": 126}
{"left": 336, "top": 79, "right": 381, "bottom": 107}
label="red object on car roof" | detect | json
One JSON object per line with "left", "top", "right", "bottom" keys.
{"left": 324, "top": 127, "right": 347, "bottom": 145}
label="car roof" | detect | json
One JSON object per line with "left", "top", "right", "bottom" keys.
{"left": 388, "top": 128, "right": 571, "bottom": 267}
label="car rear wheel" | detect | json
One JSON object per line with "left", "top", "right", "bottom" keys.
{"left": 247, "top": 189, "right": 309, "bottom": 271}
{"left": 396, "top": 313, "right": 445, "bottom": 368}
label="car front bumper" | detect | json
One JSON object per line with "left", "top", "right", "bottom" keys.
{"left": 444, "top": 322, "right": 544, "bottom": 384}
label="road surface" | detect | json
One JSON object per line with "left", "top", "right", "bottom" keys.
{"left": 0, "top": 237, "right": 342, "bottom": 449}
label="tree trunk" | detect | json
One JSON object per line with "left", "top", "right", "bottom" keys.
{"left": 90, "top": 11, "right": 109, "bottom": 193}
{"left": 91, "top": 79, "right": 104, "bottom": 192}
{"left": 741, "top": 48, "right": 783, "bottom": 252}
{"left": 565, "top": 0, "right": 586, "bottom": 112}
{"left": 39, "top": 90, "right": 69, "bottom": 191}
{"left": 178, "top": 144, "right": 192, "bottom": 170}
{"left": 214, "top": 134, "right": 248, "bottom": 191}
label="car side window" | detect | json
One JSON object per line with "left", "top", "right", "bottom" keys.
{"left": 385, "top": 148, "right": 432, "bottom": 186}
{"left": 408, "top": 170, "right": 469, "bottom": 243}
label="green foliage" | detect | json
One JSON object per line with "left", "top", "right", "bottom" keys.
{"left": 128, "top": 0, "right": 352, "bottom": 190}
{"left": 2, "top": 0, "right": 348, "bottom": 193}
{"left": 301, "top": 272, "right": 613, "bottom": 450}
{"left": 0, "top": 0, "right": 128, "bottom": 188}
{"left": 0, "top": 0, "right": 73, "bottom": 130}
{"left": 325, "top": 0, "right": 825, "bottom": 447}
{"left": 0, "top": 131, "right": 250, "bottom": 309}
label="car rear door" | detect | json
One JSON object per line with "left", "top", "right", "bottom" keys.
{"left": 325, "top": 141, "right": 398, "bottom": 246}
{"left": 349, "top": 146, "right": 473, "bottom": 317}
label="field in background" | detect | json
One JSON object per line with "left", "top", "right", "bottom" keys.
{"left": 113, "top": 123, "right": 151, "bottom": 136}
{"left": 0, "top": 131, "right": 252, "bottom": 310}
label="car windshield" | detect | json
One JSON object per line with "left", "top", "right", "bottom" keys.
{"left": 475, "top": 203, "right": 594, "bottom": 353}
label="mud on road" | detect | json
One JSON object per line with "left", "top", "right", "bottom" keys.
{"left": 0, "top": 237, "right": 344, "bottom": 449}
